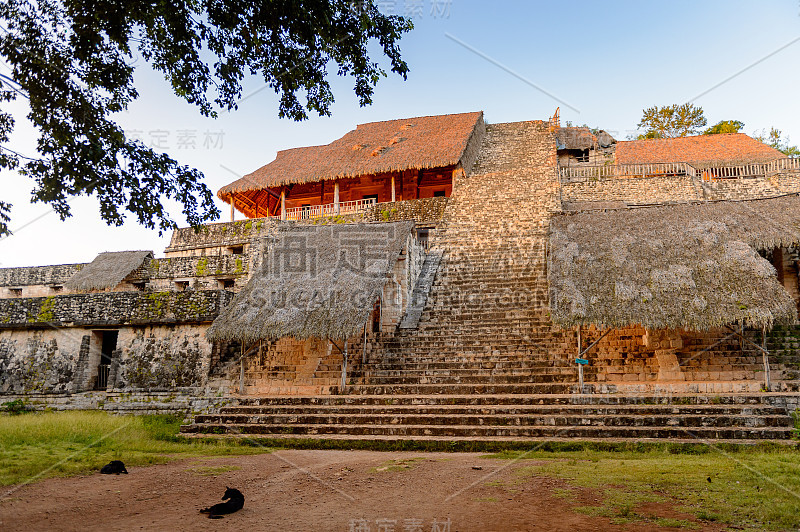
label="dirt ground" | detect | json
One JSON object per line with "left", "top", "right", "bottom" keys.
{"left": 0, "top": 450, "right": 723, "bottom": 532}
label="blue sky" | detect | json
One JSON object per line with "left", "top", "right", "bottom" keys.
{"left": 2, "top": 0, "right": 799, "bottom": 266}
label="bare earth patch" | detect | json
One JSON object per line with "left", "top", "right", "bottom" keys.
{"left": 0, "top": 450, "right": 723, "bottom": 531}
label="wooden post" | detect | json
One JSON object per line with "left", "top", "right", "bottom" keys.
{"left": 230, "top": 198, "right": 235, "bottom": 222}
{"left": 341, "top": 339, "right": 348, "bottom": 391}
{"left": 280, "top": 189, "right": 286, "bottom": 221}
{"left": 362, "top": 322, "right": 368, "bottom": 364}
{"left": 399, "top": 172, "right": 404, "bottom": 201}
{"left": 239, "top": 344, "right": 245, "bottom": 395}
{"left": 391, "top": 174, "right": 396, "bottom": 202}
{"left": 333, "top": 181, "right": 340, "bottom": 214}
{"left": 577, "top": 326, "right": 582, "bottom": 394}
{"left": 762, "top": 327, "right": 771, "bottom": 391}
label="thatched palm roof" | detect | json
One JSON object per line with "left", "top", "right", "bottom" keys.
{"left": 207, "top": 222, "right": 414, "bottom": 343}
{"left": 616, "top": 133, "right": 784, "bottom": 167}
{"left": 554, "top": 127, "right": 598, "bottom": 151}
{"left": 64, "top": 251, "right": 153, "bottom": 291}
{"left": 218, "top": 112, "right": 484, "bottom": 197}
{"left": 549, "top": 196, "right": 800, "bottom": 331}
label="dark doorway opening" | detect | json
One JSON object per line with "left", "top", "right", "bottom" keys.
{"left": 95, "top": 330, "right": 118, "bottom": 390}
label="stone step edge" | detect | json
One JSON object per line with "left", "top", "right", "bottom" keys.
{"left": 229, "top": 391, "right": 800, "bottom": 400}
{"left": 178, "top": 430, "right": 798, "bottom": 446}
{"left": 219, "top": 404, "right": 788, "bottom": 413}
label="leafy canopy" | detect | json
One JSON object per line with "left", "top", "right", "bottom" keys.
{"left": 0, "top": 0, "right": 413, "bottom": 237}
{"left": 754, "top": 128, "right": 800, "bottom": 158}
{"left": 636, "top": 103, "right": 707, "bottom": 139}
{"left": 703, "top": 120, "right": 745, "bottom": 135}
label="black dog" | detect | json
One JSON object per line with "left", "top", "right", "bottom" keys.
{"left": 200, "top": 487, "right": 244, "bottom": 519}
{"left": 100, "top": 460, "right": 128, "bottom": 475}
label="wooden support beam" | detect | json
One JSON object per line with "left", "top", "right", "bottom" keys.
{"left": 391, "top": 174, "right": 396, "bottom": 202}
{"left": 399, "top": 171, "right": 404, "bottom": 201}
{"left": 334, "top": 181, "right": 340, "bottom": 214}
{"left": 280, "top": 188, "right": 286, "bottom": 220}
{"left": 341, "top": 340, "right": 348, "bottom": 391}
{"left": 363, "top": 322, "right": 368, "bottom": 364}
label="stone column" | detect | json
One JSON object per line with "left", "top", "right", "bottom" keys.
{"left": 106, "top": 348, "right": 122, "bottom": 390}
{"left": 71, "top": 335, "right": 91, "bottom": 393}
{"left": 644, "top": 329, "right": 685, "bottom": 381}
{"left": 333, "top": 181, "right": 340, "bottom": 214}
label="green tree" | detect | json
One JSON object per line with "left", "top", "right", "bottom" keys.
{"left": 703, "top": 120, "right": 745, "bottom": 135}
{"left": 0, "top": 1, "right": 413, "bottom": 237}
{"left": 636, "top": 103, "right": 707, "bottom": 139}
{"left": 754, "top": 128, "right": 800, "bottom": 157}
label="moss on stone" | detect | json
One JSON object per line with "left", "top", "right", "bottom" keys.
{"left": 36, "top": 297, "right": 56, "bottom": 322}
{"left": 196, "top": 257, "right": 209, "bottom": 276}
{"left": 144, "top": 292, "right": 171, "bottom": 318}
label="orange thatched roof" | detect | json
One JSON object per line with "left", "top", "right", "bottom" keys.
{"left": 219, "top": 111, "right": 484, "bottom": 198}
{"left": 616, "top": 133, "right": 784, "bottom": 167}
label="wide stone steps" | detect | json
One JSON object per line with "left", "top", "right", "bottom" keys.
{"left": 362, "top": 367, "right": 586, "bottom": 377}
{"left": 181, "top": 391, "right": 796, "bottom": 443}
{"left": 355, "top": 373, "right": 578, "bottom": 385}
{"left": 342, "top": 383, "right": 581, "bottom": 394}
{"left": 193, "top": 413, "right": 789, "bottom": 429}
{"left": 226, "top": 393, "right": 792, "bottom": 407}
{"left": 216, "top": 403, "right": 786, "bottom": 416}
{"left": 182, "top": 422, "right": 792, "bottom": 441}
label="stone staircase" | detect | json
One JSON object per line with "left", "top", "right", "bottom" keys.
{"left": 183, "top": 121, "right": 799, "bottom": 444}
{"left": 398, "top": 251, "right": 442, "bottom": 329}
{"left": 180, "top": 393, "right": 797, "bottom": 443}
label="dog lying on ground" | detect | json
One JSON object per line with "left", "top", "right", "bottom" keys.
{"left": 200, "top": 487, "right": 245, "bottom": 519}
{"left": 100, "top": 460, "right": 128, "bottom": 474}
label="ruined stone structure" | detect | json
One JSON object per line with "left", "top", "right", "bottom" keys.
{"left": 3, "top": 111, "right": 800, "bottom": 442}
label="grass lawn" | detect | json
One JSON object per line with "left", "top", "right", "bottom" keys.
{"left": 0, "top": 410, "right": 271, "bottom": 486}
{"left": 484, "top": 446, "right": 800, "bottom": 531}
{"left": 2, "top": 410, "right": 799, "bottom": 530}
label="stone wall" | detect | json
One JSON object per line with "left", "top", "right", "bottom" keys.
{"left": 0, "top": 329, "right": 81, "bottom": 393}
{"left": 561, "top": 176, "right": 702, "bottom": 209}
{"left": 561, "top": 171, "right": 800, "bottom": 211}
{"left": 362, "top": 197, "right": 448, "bottom": 226}
{"left": 127, "top": 255, "right": 249, "bottom": 291}
{"left": 0, "top": 263, "right": 85, "bottom": 287}
{"left": 0, "top": 323, "right": 219, "bottom": 394}
{"left": 0, "top": 290, "right": 233, "bottom": 328}
{"left": 459, "top": 113, "right": 487, "bottom": 178}
{"left": 699, "top": 175, "right": 797, "bottom": 201}
{"left": 0, "top": 391, "right": 236, "bottom": 416}
{"left": 574, "top": 325, "right": 800, "bottom": 391}
{"left": 165, "top": 199, "right": 447, "bottom": 259}
{"left": 234, "top": 336, "right": 352, "bottom": 395}
{"left": 164, "top": 218, "right": 278, "bottom": 257}
{"left": 115, "top": 325, "right": 215, "bottom": 389}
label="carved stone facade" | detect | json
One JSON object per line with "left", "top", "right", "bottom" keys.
{"left": 2, "top": 112, "right": 800, "bottom": 406}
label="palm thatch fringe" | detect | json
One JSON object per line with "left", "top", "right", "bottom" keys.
{"left": 549, "top": 195, "right": 800, "bottom": 331}
{"left": 218, "top": 112, "right": 483, "bottom": 195}
{"left": 64, "top": 251, "right": 153, "bottom": 292}
{"left": 207, "top": 221, "right": 415, "bottom": 343}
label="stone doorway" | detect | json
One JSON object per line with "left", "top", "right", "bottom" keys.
{"left": 93, "top": 330, "right": 118, "bottom": 390}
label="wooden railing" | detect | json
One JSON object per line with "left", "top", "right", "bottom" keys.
{"left": 559, "top": 158, "right": 800, "bottom": 183}
{"left": 700, "top": 158, "right": 800, "bottom": 180}
{"left": 282, "top": 198, "right": 377, "bottom": 221}
{"left": 559, "top": 162, "right": 693, "bottom": 182}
